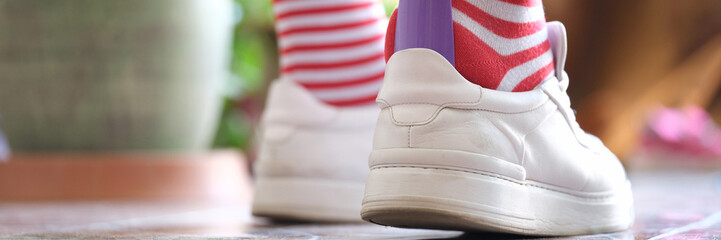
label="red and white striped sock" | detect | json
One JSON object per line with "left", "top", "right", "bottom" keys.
{"left": 452, "top": 0, "right": 554, "bottom": 91}
{"left": 386, "top": 0, "right": 554, "bottom": 92}
{"left": 273, "top": 0, "right": 388, "bottom": 106}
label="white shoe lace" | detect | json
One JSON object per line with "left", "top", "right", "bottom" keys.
{"left": 545, "top": 71, "right": 605, "bottom": 152}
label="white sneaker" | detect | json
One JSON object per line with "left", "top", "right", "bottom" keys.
{"left": 360, "top": 22, "right": 634, "bottom": 235}
{"left": 252, "top": 79, "right": 378, "bottom": 222}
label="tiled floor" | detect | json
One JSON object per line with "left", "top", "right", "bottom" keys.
{"left": 1, "top": 171, "right": 720, "bottom": 239}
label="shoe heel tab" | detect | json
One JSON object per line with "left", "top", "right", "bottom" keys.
{"left": 263, "top": 79, "right": 336, "bottom": 125}
{"left": 378, "top": 48, "right": 481, "bottom": 125}
{"left": 379, "top": 48, "right": 480, "bottom": 108}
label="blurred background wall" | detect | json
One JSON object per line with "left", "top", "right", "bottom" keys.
{"left": 544, "top": 0, "right": 721, "bottom": 158}
{"left": 0, "top": 0, "right": 232, "bottom": 151}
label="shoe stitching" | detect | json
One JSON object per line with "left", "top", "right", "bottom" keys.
{"left": 377, "top": 87, "right": 483, "bottom": 107}
{"left": 407, "top": 126, "right": 412, "bottom": 148}
{"left": 372, "top": 165, "right": 616, "bottom": 200}
{"left": 386, "top": 99, "right": 551, "bottom": 126}
{"left": 377, "top": 88, "right": 483, "bottom": 125}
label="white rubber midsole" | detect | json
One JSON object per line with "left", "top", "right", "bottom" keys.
{"left": 253, "top": 177, "right": 365, "bottom": 222}
{"left": 362, "top": 149, "right": 634, "bottom": 235}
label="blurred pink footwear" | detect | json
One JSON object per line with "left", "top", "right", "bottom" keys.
{"left": 634, "top": 106, "right": 721, "bottom": 168}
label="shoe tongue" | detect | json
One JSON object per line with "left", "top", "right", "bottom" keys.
{"left": 546, "top": 21, "right": 567, "bottom": 80}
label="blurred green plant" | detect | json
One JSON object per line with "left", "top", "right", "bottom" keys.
{"left": 212, "top": 0, "right": 275, "bottom": 150}
{"left": 213, "top": 0, "right": 398, "bottom": 151}
{"left": 382, "top": 0, "right": 399, "bottom": 16}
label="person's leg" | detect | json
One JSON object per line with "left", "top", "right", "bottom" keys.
{"left": 386, "top": 0, "right": 554, "bottom": 92}
{"left": 273, "top": 0, "right": 387, "bottom": 106}
{"left": 252, "top": 0, "right": 386, "bottom": 222}
{"left": 361, "top": 0, "right": 634, "bottom": 235}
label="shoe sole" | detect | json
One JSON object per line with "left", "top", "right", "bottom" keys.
{"left": 252, "top": 177, "right": 365, "bottom": 222}
{"left": 361, "top": 165, "right": 634, "bottom": 236}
